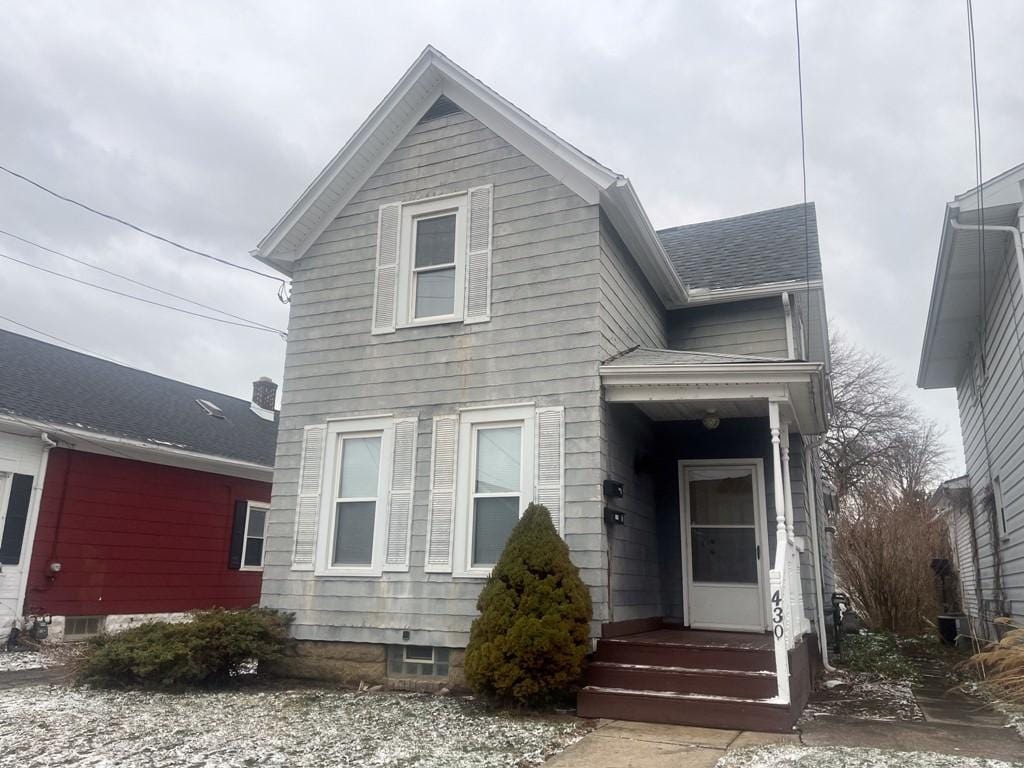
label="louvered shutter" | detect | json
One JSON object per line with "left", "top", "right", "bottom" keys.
{"left": 228, "top": 500, "right": 247, "bottom": 570}
{"left": 534, "top": 407, "right": 564, "bottom": 535}
{"left": 292, "top": 424, "right": 326, "bottom": 569}
{"left": 424, "top": 415, "right": 459, "bottom": 572}
{"left": 384, "top": 417, "right": 417, "bottom": 570}
{"left": 372, "top": 203, "right": 401, "bottom": 334}
{"left": 464, "top": 185, "right": 492, "bottom": 324}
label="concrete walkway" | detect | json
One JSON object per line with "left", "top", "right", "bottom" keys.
{"left": 546, "top": 720, "right": 799, "bottom": 767}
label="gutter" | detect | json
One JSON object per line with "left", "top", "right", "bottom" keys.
{"left": 949, "top": 216, "right": 1024, "bottom": 305}
{"left": 0, "top": 414, "right": 273, "bottom": 482}
{"left": 803, "top": 438, "right": 835, "bottom": 671}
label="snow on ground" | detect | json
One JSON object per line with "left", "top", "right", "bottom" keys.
{"left": 0, "top": 650, "right": 48, "bottom": 672}
{"left": 801, "top": 673, "right": 922, "bottom": 722}
{"left": 964, "top": 681, "right": 1024, "bottom": 740}
{"left": 0, "top": 684, "right": 585, "bottom": 768}
{"left": 717, "top": 745, "right": 1022, "bottom": 768}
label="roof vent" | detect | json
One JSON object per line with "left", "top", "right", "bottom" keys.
{"left": 196, "top": 399, "right": 225, "bottom": 419}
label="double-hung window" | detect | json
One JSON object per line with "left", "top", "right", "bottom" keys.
{"left": 453, "top": 405, "right": 535, "bottom": 577}
{"left": 399, "top": 196, "right": 467, "bottom": 326}
{"left": 317, "top": 416, "right": 395, "bottom": 576}
{"left": 241, "top": 503, "right": 268, "bottom": 569}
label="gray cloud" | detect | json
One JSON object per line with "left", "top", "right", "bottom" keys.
{"left": 4, "top": 0, "right": 1021, "bottom": 471}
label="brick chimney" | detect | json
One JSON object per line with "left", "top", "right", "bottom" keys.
{"left": 251, "top": 376, "right": 277, "bottom": 411}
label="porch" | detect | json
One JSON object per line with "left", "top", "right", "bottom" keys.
{"left": 585, "top": 348, "right": 831, "bottom": 730}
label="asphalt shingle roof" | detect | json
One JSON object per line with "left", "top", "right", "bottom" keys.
{"left": 657, "top": 203, "right": 822, "bottom": 291}
{"left": 0, "top": 329, "right": 278, "bottom": 467}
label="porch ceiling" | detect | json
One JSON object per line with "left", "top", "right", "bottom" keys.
{"left": 599, "top": 354, "right": 830, "bottom": 433}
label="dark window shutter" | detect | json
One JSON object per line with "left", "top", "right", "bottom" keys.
{"left": 0, "top": 474, "right": 33, "bottom": 565}
{"left": 228, "top": 500, "right": 247, "bottom": 570}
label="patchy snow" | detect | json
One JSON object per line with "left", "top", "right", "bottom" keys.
{"left": 717, "top": 745, "right": 1021, "bottom": 768}
{"left": 0, "top": 650, "right": 48, "bottom": 672}
{"left": 801, "top": 673, "right": 923, "bottom": 722}
{"left": 964, "top": 681, "right": 1024, "bottom": 740}
{"left": 0, "top": 685, "right": 585, "bottom": 767}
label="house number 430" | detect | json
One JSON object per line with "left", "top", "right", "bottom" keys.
{"left": 771, "top": 590, "right": 785, "bottom": 639}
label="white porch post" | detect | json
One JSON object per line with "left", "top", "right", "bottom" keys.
{"left": 768, "top": 400, "right": 791, "bottom": 705}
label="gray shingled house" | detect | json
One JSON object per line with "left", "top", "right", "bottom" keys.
{"left": 253, "top": 47, "right": 834, "bottom": 730}
{"left": 920, "top": 162, "right": 1024, "bottom": 639}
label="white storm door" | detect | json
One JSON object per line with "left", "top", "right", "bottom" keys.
{"left": 681, "top": 463, "right": 767, "bottom": 632}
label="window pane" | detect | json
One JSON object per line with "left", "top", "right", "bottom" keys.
{"left": 473, "top": 496, "right": 519, "bottom": 566}
{"left": 414, "top": 267, "right": 456, "bottom": 318}
{"left": 247, "top": 507, "right": 267, "bottom": 537}
{"left": 414, "top": 214, "right": 456, "bottom": 268}
{"left": 475, "top": 427, "right": 521, "bottom": 493}
{"left": 691, "top": 528, "right": 758, "bottom": 583}
{"left": 243, "top": 537, "right": 263, "bottom": 567}
{"left": 689, "top": 475, "right": 754, "bottom": 525}
{"left": 339, "top": 436, "right": 381, "bottom": 498}
{"left": 333, "top": 501, "right": 375, "bottom": 565}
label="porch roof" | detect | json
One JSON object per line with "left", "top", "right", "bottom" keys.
{"left": 600, "top": 348, "right": 831, "bottom": 434}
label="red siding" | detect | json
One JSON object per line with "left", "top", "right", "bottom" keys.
{"left": 24, "top": 448, "right": 270, "bottom": 617}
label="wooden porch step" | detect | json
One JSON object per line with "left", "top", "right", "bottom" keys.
{"left": 593, "top": 636, "right": 775, "bottom": 672}
{"left": 577, "top": 685, "right": 796, "bottom": 733}
{"left": 584, "top": 661, "right": 779, "bottom": 699}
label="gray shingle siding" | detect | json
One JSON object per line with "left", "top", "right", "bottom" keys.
{"left": 955, "top": 236, "right": 1024, "bottom": 632}
{"left": 667, "top": 297, "right": 790, "bottom": 358}
{"left": 263, "top": 110, "right": 609, "bottom": 647}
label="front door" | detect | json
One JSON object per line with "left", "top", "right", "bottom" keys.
{"left": 680, "top": 461, "right": 768, "bottom": 632}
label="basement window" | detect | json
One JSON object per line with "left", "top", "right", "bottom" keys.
{"left": 387, "top": 645, "right": 450, "bottom": 678}
{"left": 196, "top": 399, "right": 225, "bottom": 419}
{"left": 64, "top": 616, "right": 104, "bottom": 640}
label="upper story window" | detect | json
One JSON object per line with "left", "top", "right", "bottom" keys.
{"left": 372, "top": 186, "right": 493, "bottom": 334}
{"left": 242, "top": 503, "right": 268, "bottom": 569}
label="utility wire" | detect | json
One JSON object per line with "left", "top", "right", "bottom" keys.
{"left": 0, "top": 163, "right": 287, "bottom": 291}
{"left": 0, "top": 312, "right": 131, "bottom": 367}
{"left": 794, "top": 0, "right": 811, "bottom": 353}
{"left": 0, "top": 228, "right": 283, "bottom": 334}
{"left": 0, "top": 250, "right": 286, "bottom": 338}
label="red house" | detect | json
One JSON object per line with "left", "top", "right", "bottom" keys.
{"left": 0, "top": 329, "right": 277, "bottom": 641}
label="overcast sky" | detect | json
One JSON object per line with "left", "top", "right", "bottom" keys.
{"left": 3, "top": 1, "right": 1023, "bottom": 473}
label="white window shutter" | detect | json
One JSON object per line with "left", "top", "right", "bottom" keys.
{"left": 293, "top": 424, "right": 326, "bottom": 569}
{"left": 372, "top": 203, "right": 401, "bottom": 334}
{"left": 534, "top": 406, "right": 564, "bottom": 535}
{"left": 464, "top": 185, "right": 492, "bottom": 324}
{"left": 425, "top": 415, "right": 459, "bottom": 572}
{"left": 384, "top": 417, "right": 417, "bottom": 571}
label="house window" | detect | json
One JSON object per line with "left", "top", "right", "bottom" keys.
{"left": 333, "top": 435, "right": 382, "bottom": 566}
{"left": 64, "top": 616, "right": 104, "bottom": 640}
{"left": 454, "top": 405, "right": 535, "bottom": 577}
{"left": 387, "top": 645, "right": 451, "bottom": 678}
{"left": 398, "top": 195, "right": 467, "bottom": 327}
{"left": 316, "top": 416, "right": 395, "bottom": 576}
{"left": 472, "top": 426, "right": 522, "bottom": 567}
{"left": 242, "top": 503, "right": 268, "bottom": 569}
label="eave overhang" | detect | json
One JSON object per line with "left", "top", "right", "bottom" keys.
{"left": 600, "top": 360, "right": 830, "bottom": 434}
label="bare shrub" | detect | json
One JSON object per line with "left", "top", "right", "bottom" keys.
{"left": 964, "top": 618, "right": 1024, "bottom": 703}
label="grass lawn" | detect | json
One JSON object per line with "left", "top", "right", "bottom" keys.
{"left": 0, "top": 683, "right": 585, "bottom": 767}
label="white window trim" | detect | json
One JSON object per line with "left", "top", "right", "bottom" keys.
{"left": 453, "top": 404, "right": 535, "bottom": 579}
{"left": 315, "top": 415, "right": 395, "bottom": 577}
{"left": 397, "top": 194, "right": 468, "bottom": 328}
{"left": 240, "top": 501, "right": 269, "bottom": 571}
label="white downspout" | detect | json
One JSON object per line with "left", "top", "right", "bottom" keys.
{"left": 803, "top": 437, "right": 836, "bottom": 671}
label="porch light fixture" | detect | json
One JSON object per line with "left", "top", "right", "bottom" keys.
{"left": 701, "top": 410, "right": 720, "bottom": 431}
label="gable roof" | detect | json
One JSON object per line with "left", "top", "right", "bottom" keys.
{"left": 0, "top": 329, "right": 277, "bottom": 469}
{"left": 253, "top": 45, "right": 688, "bottom": 307}
{"left": 657, "top": 203, "right": 822, "bottom": 291}
{"left": 918, "top": 163, "right": 1024, "bottom": 389}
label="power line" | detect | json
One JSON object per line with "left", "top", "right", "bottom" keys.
{"left": 0, "top": 250, "right": 286, "bottom": 338}
{"left": 794, "top": 0, "right": 811, "bottom": 353}
{"left": 0, "top": 312, "right": 131, "bottom": 366}
{"left": 0, "top": 163, "right": 287, "bottom": 291}
{"left": 0, "top": 228, "right": 283, "bottom": 334}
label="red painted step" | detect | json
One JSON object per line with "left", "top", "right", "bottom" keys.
{"left": 593, "top": 637, "right": 776, "bottom": 672}
{"left": 584, "top": 660, "right": 779, "bottom": 699}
